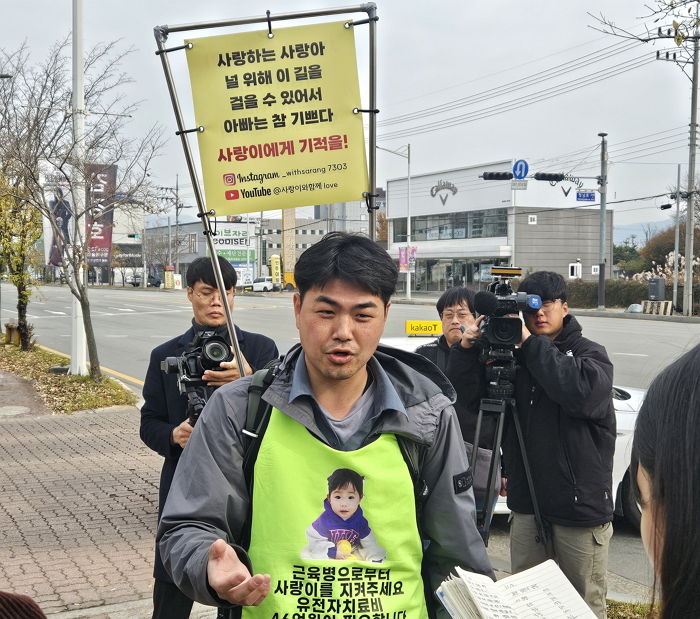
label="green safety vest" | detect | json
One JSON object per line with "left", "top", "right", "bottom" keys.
{"left": 243, "top": 407, "right": 428, "bottom": 619}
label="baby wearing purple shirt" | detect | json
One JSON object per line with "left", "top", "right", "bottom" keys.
{"left": 301, "top": 468, "right": 386, "bottom": 562}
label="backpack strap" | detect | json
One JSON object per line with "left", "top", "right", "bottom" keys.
{"left": 396, "top": 435, "right": 429, "bottom": 531}
{"left": 239, "top": 363, "right": 279, "bottom": 550}
{"left": 242, "top": 363, "right": 279, "bottom": 488}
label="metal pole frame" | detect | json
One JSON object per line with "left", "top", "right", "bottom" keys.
{"left": 153, "top": 4, "right": 378, "bottom": 372}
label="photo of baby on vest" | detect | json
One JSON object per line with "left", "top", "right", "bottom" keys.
{"left": 300, "top": 468, "right": 387, "bottom": 562}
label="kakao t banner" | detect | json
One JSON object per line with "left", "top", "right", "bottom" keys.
{"left": 185, "top": 21, "right": 369, "bottom": 216}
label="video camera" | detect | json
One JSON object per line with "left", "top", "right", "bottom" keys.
{"left": 474, "top": 267, "right": 541, "bottom": 348}
{"left": 160, "top": 329, "right": 233, "bottom": 425}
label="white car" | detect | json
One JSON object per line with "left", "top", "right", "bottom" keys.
{"left": 379, "top": 336, "right": 645, "bottom": 529}
{"left": 245, "top": 276, "right": 279, "bottom": 292}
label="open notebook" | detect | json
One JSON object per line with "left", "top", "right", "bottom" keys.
{"left": 437, "top": 559, "right": 596, "bottom": 619}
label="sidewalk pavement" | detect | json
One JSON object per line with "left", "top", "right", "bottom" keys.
{"left": 0, "top": 370, "right": 216, "bottom": 618}
{"left": 0, "top": 368, "right": 650, "bottom": 617}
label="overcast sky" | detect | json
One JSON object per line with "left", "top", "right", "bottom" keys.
{"left": 2, "top": 0, "right": 692, "bottom": 241}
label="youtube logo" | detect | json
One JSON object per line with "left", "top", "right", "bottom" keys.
{"left": 225, "top": 190, "right": 240, "bottom": 200}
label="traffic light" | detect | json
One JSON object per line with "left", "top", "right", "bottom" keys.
{"left": 127, "top": 233, "right": 140, "bottom": 239}
{"left": 533, "top": 172, "right": 565, "bottom": 182}
{"left": 482, "top": 172, "right": 513, "bottom": 180}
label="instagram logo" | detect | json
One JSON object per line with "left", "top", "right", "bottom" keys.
{"left": 225, "top": 190, "right": 240, "bottom": 200}
{"left": 223, "top": 173, "right": 236, "bottom": 186}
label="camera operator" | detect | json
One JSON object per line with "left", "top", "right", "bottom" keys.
{"left": 140, "top": 256, "right": 278, "bottom": 619}
{"left": 504, "top": 271, "right": 614, "bottom": 618}
{"left": 415, "top": 287, "right": 503, "bottom": 526}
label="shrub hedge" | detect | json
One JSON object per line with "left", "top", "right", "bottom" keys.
{"left": 513, "top": 279, "right": 700, "bottom": 312}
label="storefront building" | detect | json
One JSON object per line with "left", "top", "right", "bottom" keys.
{"left": 387, "top": 160, "right": 613, "bottom": 292}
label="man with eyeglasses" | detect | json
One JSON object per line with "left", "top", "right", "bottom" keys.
{"left": 140, "top": 255, "right": 278, "bottom": 619}
{"left": 504, "top": 271, "right": 614, "bottom": 618}
{"left": 416, "top": 287, "right": 503, "bottom": 533}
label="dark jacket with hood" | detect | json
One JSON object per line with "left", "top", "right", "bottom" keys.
{"left": 416, "top": 335, "right": 494, "bottom": 451}
{"left": 140, "top": 322, "right": 278, "bottom": 581}
{"left": 504, "top": 314, "right": 615, "bottom": 527}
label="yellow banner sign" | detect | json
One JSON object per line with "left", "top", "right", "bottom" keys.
{"left": 405, "top": 320, "right": 443, "bottom": 336}
{"left": 185, "top": 21, "right": 368, "bottom": 216}
{"left": 270, "top": 254, "right": 282, "bottom": 284}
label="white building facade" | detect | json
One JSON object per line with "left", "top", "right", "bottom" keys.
{"left": 387, "top": 160, "right": 613, "bottom": 292}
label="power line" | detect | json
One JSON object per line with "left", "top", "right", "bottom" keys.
{"left": 379, "top": 40, "right": 640, "bottom": 127}
{"left": 379, "top": 56, "right": 655, "bottom": 141}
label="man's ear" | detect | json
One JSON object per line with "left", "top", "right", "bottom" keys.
{"left": 562, "top": 301, "right": 569, "bottom": 316}
{"left": 384, "top": 301, "right": 391, "bottom": 319}
{"left": 293, "top": 292, "right": 303, "bottom": 329}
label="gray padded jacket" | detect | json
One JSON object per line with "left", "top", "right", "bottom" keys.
{"left": 157, "top": 343, "right": 494, "bottom": 613}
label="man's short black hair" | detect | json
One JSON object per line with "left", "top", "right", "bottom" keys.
{"left": 327, "top": 468, "right": 364, "bottom": 497}
{"left": 186, "top": 255, "right": 237, "bottom": 289}
{"left": 436, "top": 287, "right": 476, "bottom": 317}
{"left": 294, "top": 232, "right": 398, "bottom": 305}
{"left": 518, "top": 271, "right": 568, "bottom": 303}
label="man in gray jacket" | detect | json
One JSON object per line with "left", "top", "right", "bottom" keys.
{"left": 158, "top": 232, "right": 493, "bottom": 618}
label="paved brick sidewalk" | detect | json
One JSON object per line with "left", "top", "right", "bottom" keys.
{"left": 0, "top": 404, "right": 161, "bottom": 614}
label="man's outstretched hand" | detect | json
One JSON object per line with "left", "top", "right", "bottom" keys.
{"left": 207, "top": 539, "right": 270, "bottom": 606}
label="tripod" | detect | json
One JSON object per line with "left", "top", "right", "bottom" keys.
{"left": 470, "top": 348, "right": 549, "bottom": 554}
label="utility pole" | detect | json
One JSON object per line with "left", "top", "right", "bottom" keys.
{"left": 597, "top": 132, "right": 608, "bottom": 310}
{"left": 70, "top": 0, "right": 88, "bottom": 375}
{"left": 673, "top": 164, "right": 682, "bottom": 311}
{"left": 158, "top": 175, "right": 188, "bottom": 276}
{"left": 377, "top": 144, "right": 411, "bottom": 299}
{"left": 174, "top": 174, "right": 180, "bottom": 273}
{"left": 651, "top": 16, "right": 699, "bottom": 315}
{"left": 684, "top": 14, "right": 699, "bottom": 316}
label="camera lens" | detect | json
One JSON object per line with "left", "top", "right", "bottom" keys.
{"left": 203, "top": 340, "right": 230, "bottom": 363}
{"left": 489, "top": 317, "right": 522, "bottom": 346}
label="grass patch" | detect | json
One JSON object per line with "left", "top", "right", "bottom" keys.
{"left": 0, "top": 344, "right": 137, "bottom": 414}
{"left": 607, "top": 600, "right": 655, "bottom": 618}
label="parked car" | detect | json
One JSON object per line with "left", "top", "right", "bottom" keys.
{"left": 126, "top": 274, "right": 161, "bottom": 287}
{"left": 379, "top": 336, "right": 645, "bottom": 529}
{"left": 244, "top": 276, "right": 279, "bottom": 292}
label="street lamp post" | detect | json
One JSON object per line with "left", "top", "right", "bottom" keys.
{"left": 377, "top": 144, "right": 411, "bottom": 299}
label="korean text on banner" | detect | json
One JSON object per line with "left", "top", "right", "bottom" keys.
{"left": 185, "top": 21, "right": 368, "bottom": 216}
{"left": 85, "top": 164, "right": 117, "bottom": 268}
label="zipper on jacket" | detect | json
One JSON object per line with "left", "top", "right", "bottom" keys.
{"left": 562, "top": 439, "right": 580, "bottom": 504}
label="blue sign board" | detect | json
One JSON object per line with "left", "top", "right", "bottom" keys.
{"left": 576, "top": 192, "right": 596, "bottom": 202}
{"left": 513, "top": 159, "right": 529, "bottom": 180}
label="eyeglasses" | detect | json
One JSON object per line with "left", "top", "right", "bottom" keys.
{"left": 190, "top": 287, "right": 234, "bottom": 303}
{"left": 441, "top": 310, "right": 473, "bottom": 320}
{"left": 540, "top": 299, "right": 562, "bottom": 312}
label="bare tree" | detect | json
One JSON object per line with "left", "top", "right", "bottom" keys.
{"left": 0, "top": 39, "right": 165, "bottom": 379}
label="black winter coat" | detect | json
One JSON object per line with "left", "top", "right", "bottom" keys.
{"left": 415, "top": 336, "right": 495, "bottom": 451}
{"left": 139, "top": 322, "right": 278, "bottom": 581}
{"left": 504, "top": 314, "right": 615, "bottom": 527}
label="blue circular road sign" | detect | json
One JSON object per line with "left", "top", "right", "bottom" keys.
{"left": 513, "top": 159, "right": 529, "bottom": 180}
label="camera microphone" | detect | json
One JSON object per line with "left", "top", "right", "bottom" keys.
{"left": 474, "top": 291, "right": 498, "bottom": 316}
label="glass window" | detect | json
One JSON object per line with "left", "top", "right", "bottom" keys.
{"left": 484, "top": 208, "right": 507, "bottom": 237}
{"left": 393, "top": 217, "right": 407, "bottom": 243}
{"left": 454, "top": 212, "right": 467, "bottom": 239}
{"left": 413, "top": 216, "right": 428, "bottom": 241}
{"left": 470, "top": 211, "right": 484, "bottom": 238}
